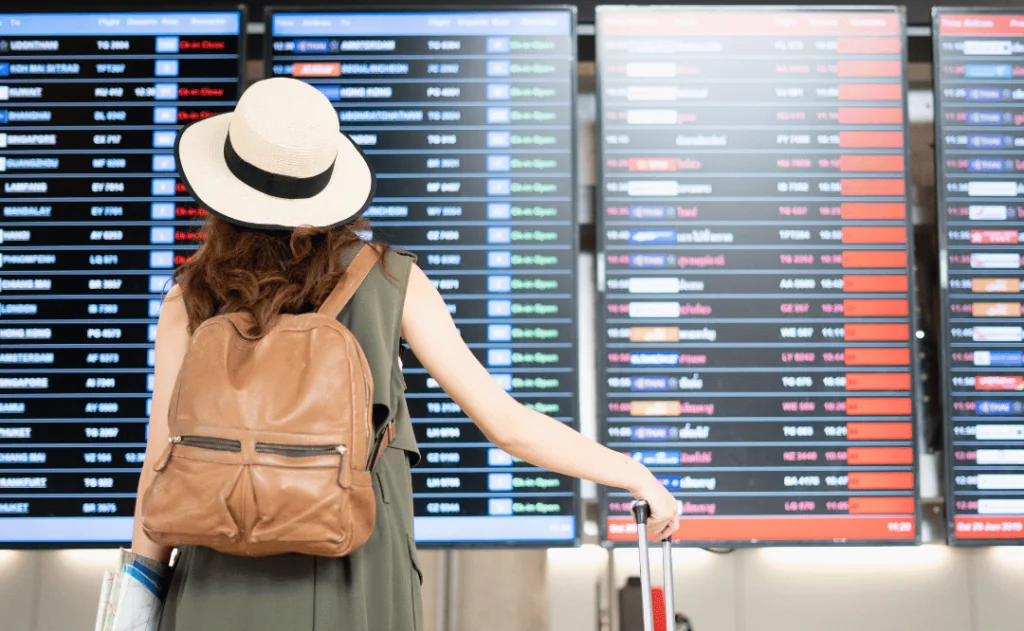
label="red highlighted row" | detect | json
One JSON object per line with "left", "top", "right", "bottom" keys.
{"left": 838, "top": 84, "right": 902, "bottom": 101}
{"left": 844, "top": 298, "right": 908, "bottom": 317}
{"left": 839, "top": 153, "right": 904, "bottom": 172}
{"left": 606, "top": 516, "right": 916, "bottom": 542}
{"left": 849, "top": 496, "right": 915, "bottom": 514}
{"left": 841, "top": 178, "right": 905, "bottom": 196}
{"left": 843, "top": 298, "right": 907, "bottom": 317}
{"left": 846, "top": 398, "right": 912, "bottom": 416}
{"left": 847, "top": 446, "right": 913, "bottom": 464}
{"left": 839, "top": 108, "right": 905, "bottom": 124}
{"left": 837, "top": 37, "right": 901, "bottom": 55}
{"left": 837, "top": 60, "right": 901, "bottom": 78}
{"left": 848, "top": 422, "right": 913, "bottom": 440}
{"left": 843, "top": 275, "right": 908, "bottom": 292}
{"left": 840, "top": 131, "right": 904, "bottom": 148}
{"left": 841, "top": 203, "right": 905, "bottom": 220}
{"left": 842, "top": 250, "right": 906, "bottom": 268}
{"left": 842, "top": 226, "right": 906, "bottom": 244}
{"left": 850, "top": 471, "right": 914, "bottom": 490}
{"left": 843, "top": 324, "right": 909, "bottom": 342}
{"left": 845, "top": 373, "right": 911, "bottom": 391}
{"left": 845, "top": 347, "right": 910, "bottom": 366}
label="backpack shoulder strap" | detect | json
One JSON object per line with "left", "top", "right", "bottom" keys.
{"left": 317, "top": 244, "right": 379, "bottom": 316}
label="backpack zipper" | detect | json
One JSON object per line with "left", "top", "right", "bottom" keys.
{"left": 256, "top": 442, "right": 349, "bottom": 485}
{"left": 153, "top": 435, "right": 350, "bottom": 486}
{"left": 176, "top": 435, "right": 242, "bottom": 451}
{"left": 153, "top": 434, "right": 241, "bottom": 471}
{"left": 362, "top": 378, "right": 373, "bottom": 469}
{"left": 254, "top": 442, "right": 347, "bottom": 457}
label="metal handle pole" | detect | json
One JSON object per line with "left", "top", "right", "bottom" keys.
{"left": 434, "top": 549, "right": 448, "bottom": 631}
{"left": 445, "top": 550, "right": 461, "bottom": 631}
{"left": 661, "top": 539, "right": 675, "bottom": 631}
{"left": 632, "top": 501, "right": 655, "bottom": 631}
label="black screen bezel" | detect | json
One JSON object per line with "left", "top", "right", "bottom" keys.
{"left": 594, "top": 4, "right": 922, "bottom": 548}
{"left": 0, "top": 4, "right": 248, "bottom": 550}
{"left": 931, "top": 6, "right": 1024, "bottom": 547}
{"left": 264, "top": 4, "right": 583, "bottom": 550}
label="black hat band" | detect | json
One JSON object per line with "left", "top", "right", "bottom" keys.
{"left": 223, "top": 133, "right": 335, "bottom": 200}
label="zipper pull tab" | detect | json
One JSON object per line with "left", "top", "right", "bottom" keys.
{"left": 336, "top": 445, "right": 350, "bottom": 488}
{"left": 154, "top": 436, "right": 181, "bottom": 472}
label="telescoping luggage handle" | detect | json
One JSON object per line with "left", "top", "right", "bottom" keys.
{"left": 632, "top": 500, "right": 675, "bottom": 631}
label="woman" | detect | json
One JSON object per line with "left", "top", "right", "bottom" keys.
{"left": 130, "top": 77, "right": 678, "bottom": 631}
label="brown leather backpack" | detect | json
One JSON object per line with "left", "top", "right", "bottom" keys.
{"left": 140, "top": 245, "right": 392, "bottom": 557}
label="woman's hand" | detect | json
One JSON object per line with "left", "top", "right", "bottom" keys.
{"left": 631, "top": 473, "right": 680, "bottom": 541}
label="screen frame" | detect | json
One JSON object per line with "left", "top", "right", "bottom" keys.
{"left": 931, "top": 6, "right": 1024, "bottom": 547}
{"left": 594, "top": 3, "right": 922, "bottom": 548}
{"left": 264, "top": 4, "right": 583, "bottom": 550}
{"left": 0, "top": 3, "right": 247, "bottom": 550}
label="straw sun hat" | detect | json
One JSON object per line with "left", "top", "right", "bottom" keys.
{"left": 175, "top": 77, "right": 375, "bottom": 230}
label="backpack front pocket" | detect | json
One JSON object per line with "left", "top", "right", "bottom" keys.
{"left": 141, "top": 436, "right": 245, "bottom": 543}
{"left": 247, "top": 442, "right": 350, "bottom": 546}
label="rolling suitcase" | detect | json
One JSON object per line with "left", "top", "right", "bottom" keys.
{"left": 632, "top": 500, "right": 675, "bottom": 631}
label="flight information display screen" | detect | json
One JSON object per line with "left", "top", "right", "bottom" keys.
{"left": 596, "top": 6, "right": 919, "bottom": 545}
{"left": 0, "top": 10, "right": 244, "bottom": 545}
{"left": 267, "top": 8, "right": 579, "bottom": 547}
{"left": 934, "top": 9, "right": 1024, "bottom": 545}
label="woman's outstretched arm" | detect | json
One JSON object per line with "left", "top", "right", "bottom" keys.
{"left": 401, "top": 263, "right": 679, "bottom": 539}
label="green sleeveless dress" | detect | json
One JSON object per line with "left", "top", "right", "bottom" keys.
{"left": 159, "top": 248, "right": 423, "bottom": 631}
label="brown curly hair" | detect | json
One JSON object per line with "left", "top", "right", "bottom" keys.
{"left": 173, "top": 215, "right": 384, "bottom": 336}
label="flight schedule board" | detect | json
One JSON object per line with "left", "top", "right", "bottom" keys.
{"left": 0, "top": 10, "right": 244, "bottom": 545}
{"left": 267, "top": 9, "right": 579, "bottom": 547}
{"left": 934, "top": 10, "right": 1024, "bottom": 545}
{"left": 596, "top": 6, "right": 919, "bottom": 545}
